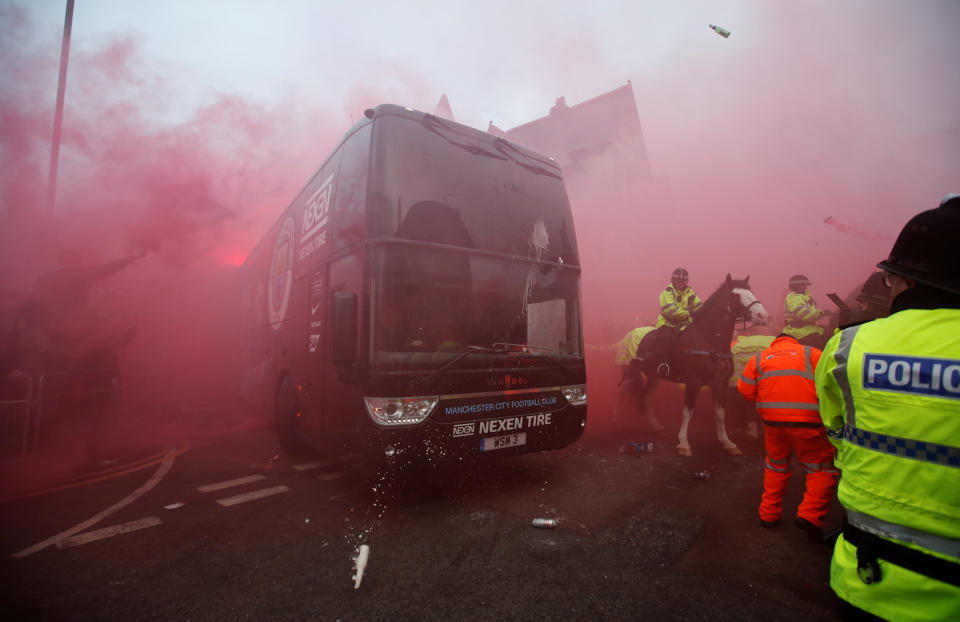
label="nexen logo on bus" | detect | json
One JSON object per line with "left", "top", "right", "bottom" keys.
{"left": 301, "top": 175, "right": 333, "bottom": 244}
{"left": 863, "top": 354, "right": 960, "bottom": 399}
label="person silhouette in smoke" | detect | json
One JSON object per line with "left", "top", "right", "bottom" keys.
{"left": 849, "top": 271, "right": 890, "bottom": 326}
{"left": 28, "top": 247, "right": 147, "bottom": 370}
{"left": 16, "top": 247, "right": 148, "bottom": 453}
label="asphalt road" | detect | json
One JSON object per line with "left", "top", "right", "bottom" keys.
{"left": 0, "top": 398, "right": 845, "bottom": 622}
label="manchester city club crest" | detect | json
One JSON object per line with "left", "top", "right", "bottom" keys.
{"left": 268, "top": 214, "right": 296, "bottom": 330}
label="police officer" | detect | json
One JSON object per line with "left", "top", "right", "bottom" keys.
{"left": 657, "top": 268, "right": 702, "bottom": 331}
{"left": 816, "top": 194, "right": 960, "bottom": 621}
{"left": 852, "top": 271, "right": 890, "bottom": 325}
{"left": 783, "top": 274, "right": 831, "bottom": 349}
{"left": 644, "top": 268, "right": 702, "bottom": 376}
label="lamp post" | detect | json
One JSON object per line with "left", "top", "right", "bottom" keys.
{"left": 45, "top": 0, "right": 75, "bottom": 216}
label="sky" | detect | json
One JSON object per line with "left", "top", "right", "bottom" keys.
{"left": 1, "top": 0, "right": 959, "bottom": 425}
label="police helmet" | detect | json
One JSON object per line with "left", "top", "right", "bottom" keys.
{"left": 672, "top": 268, "right": 689, "bottom": 280}
{"left": 877, "top": 194, "right": 960, "bottom": 294}
{"left": 856, "top": 271, "right": 888, "bottom": 307}
{"left": 788, "top": 274, "right": 811, "bottom": 289}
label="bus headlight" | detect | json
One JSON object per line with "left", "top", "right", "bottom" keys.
{"left": 561, "top": 384, "right": 587, "bottom": 407}
{"left": 364, "top": 396, "right": 439, "bottom": 426}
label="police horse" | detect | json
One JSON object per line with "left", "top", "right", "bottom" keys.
{"left": 627, "top": 275, "right": 768, "bottom": 457}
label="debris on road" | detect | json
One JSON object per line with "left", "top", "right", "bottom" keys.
{"left": 353, "top": 544, "right": 370, "bottom": 589}
{"left": 621, "top": 441, "right": 654, "bottom": 454}
{"left": 532, "top": 518, "right": 559, "bottom": 529}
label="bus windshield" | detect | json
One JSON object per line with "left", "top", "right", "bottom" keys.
{"left": 370, "top": 242, "right": 582, "bottom": 370}
{"left": 368, "top": 114, "right": 579, "bottom": 262}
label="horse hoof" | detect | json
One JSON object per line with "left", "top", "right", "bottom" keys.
{"left": 725, "top": 446, "right": 743, "bottom": 456}
{"left": 677, "top": 447, "right": 693, "bottom": 457}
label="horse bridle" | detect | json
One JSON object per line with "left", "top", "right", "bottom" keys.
{"left": 678, "top": 286, "right": 765, "bottom": 362}
{"left": 683, "top": 289, "right": 760, "bottom": 360}
{"left": 735, "top": 297, "right": 764, "bottom": 331}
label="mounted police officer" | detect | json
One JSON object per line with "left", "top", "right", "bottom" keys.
{"left": 783, "top": 274, "right": 832, "bottom": 349}
{"left": 816, "top": 194, "right": 960, "bottom": 621}
{"left": 642, "top": 268, "right": 702, "bottom": 376}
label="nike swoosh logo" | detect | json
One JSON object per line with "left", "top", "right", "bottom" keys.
{"left": 311, "top": 303, "right": 321, "bottom": 315}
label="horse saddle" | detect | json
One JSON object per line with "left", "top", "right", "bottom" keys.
{"left": 636, "top": 326, "right": 680, "bottom": 378}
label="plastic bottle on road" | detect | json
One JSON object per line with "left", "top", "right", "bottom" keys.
{"left": 624, "top": 441, "right": 654, "bottom": 454}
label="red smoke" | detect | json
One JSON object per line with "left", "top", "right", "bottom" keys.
{"left": 2, "top": 2, "right": 958, "bottom": 462}
{"left": 0, "top": 8, "right": 349, "bottom": 475}
{"left": 550, "top": 4, "right": 959, "bottom": 433}
{"left": 822, "top": 216, "right": 885, "bottom": 242}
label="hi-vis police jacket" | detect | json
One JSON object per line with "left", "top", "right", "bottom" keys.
{"left": 783, "top": 291, "right": 824, "bottom": 340}
{"left": 816, "top": 309, "right": 960, "bottom": 621}
{"left": 615, "top": 326, "right": 656, "bottom": 366}
{"left": 729, "top": 335, "right": 775, "bottom": 387}
{"left": 656, "top": 284, "right": 702, "bottom": 330}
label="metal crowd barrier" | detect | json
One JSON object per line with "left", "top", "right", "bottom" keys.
{"left": 31, "top": 368, "right": 122, "bottom": 453}
{"left": 0, "top": 374, "right": 34, "bottom": 461}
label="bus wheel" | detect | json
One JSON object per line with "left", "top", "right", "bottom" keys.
{"left": 275, "top": 377, "right": 305, "bottom": 454}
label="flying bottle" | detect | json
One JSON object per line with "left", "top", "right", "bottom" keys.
{"left": 709, "top": 24, "right": 731, "bottom": 38}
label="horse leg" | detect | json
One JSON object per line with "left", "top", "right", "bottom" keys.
{"left": 640, "top": 375, "right": 665, "bottom": 435}
{"left": 676, "top": 384, "right": 698, "bottom": 457}
{"left": 712, "top": 385, "right": 742, "bottom": 456}
{"left": 612, "top": 367, "right": 631, "bottom": 426}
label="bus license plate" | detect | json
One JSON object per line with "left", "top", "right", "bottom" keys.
{"left": 482, "top": 432, "right": 526, "bottom": 451}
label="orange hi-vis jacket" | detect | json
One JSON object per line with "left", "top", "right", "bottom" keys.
{"left": 737, "top": 335, "right": 822, "bottom": 428}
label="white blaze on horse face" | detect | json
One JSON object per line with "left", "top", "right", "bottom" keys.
{"left": 733, "top": 288, "right": 768, "bottom": 325}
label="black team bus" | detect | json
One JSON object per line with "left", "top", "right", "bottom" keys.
{"left": 238, "top": 104, "right": 586, "bottom": 462}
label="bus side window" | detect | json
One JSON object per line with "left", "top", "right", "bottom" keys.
{"left": 333, "top": 124, "right": 371, "bottom": 252}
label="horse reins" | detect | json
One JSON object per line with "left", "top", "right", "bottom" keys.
{"left": 684, "top": 292, "right": 762, "bottom": 359}
{"left": 735, "top": 298, "right": 764, "bottom": 331}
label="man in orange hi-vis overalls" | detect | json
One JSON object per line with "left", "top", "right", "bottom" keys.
{"left": 737, "top": 334, "right": 839, "bottom": 539}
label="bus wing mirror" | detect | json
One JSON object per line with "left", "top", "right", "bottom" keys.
{"left": 331, "top": 292, "right": 358, "bottom": 373}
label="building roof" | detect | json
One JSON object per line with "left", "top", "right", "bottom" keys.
{"left": 433, "top": 94, "right": 454, "bottom": 121}
{"left": 501, "top": 82, "right": 650, "bottom": 176}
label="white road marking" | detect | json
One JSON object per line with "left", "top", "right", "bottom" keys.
{"left": 12, "top": 447, "right": 180, "bottom": 558}
{"left": 57, "top": 517, "right": 163, "bottom": 549}
{"left": 197, "top": 474, "right": 266, "bottom": 493}
{"left": 317, "top": 472, "right": 344, "bottom": 481}
{"left": 216, "top": 485, "right": 290, "bottom": 507}
{"left": 293, "top": 460, "right": 332, "bottom": 472}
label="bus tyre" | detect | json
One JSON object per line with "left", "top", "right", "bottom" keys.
{"left": 275, "top": 378, "right": 305, "bottom": 454}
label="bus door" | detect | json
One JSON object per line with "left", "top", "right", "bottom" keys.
{"left": 322, "top": 252, "right": 363, "bottom": 451}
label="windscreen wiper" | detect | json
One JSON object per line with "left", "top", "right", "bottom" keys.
{"left": 492, "top": 343, "right": 576, "bottom": 373}
{"left": 493, "top": 138, "right": 562, "bottom": 179}
{"left": 413, "top": 345, "right": 497, "bottom": 390}
{"left": 422, "top": 115, "right": 508, "bottom": 161}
